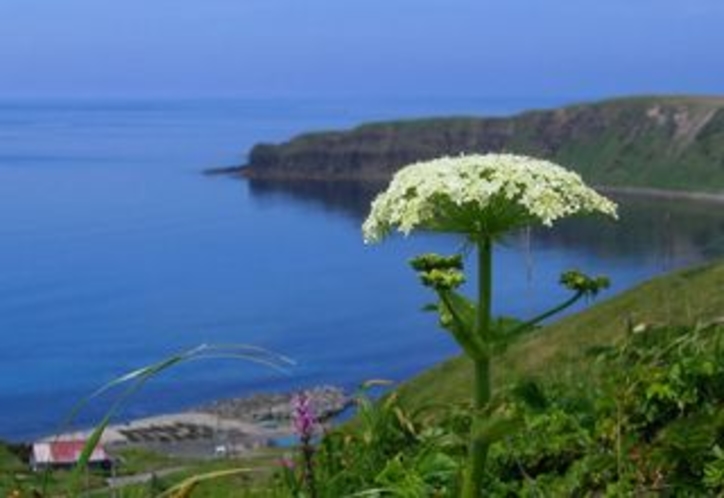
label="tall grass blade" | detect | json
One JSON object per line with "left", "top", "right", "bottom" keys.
{"left": 155, "top": 468, "right": 256, "bottom": 498}
{"left": 41, "top": 343, "right": 290, "bottom": 497}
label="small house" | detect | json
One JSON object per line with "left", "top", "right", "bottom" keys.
{"left": 30, "top": 440, "right": 113, "bottom": 472}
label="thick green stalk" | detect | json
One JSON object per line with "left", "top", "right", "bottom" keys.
{"left": 463, "top": 237, "right": 493, "bottom": 498}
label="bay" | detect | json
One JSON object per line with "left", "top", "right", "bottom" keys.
{"left": 0, "top": 97, "right": 722, "bottom": 442}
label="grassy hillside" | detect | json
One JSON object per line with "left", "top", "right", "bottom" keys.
{"left": 397, "top": 258, "right": 724, "bottom": 409}
{"left": 299, "top": 260, "right": 724, "bottom": 496}
{"left": 240, "top": 95, "right": 724, "bottom": 192}
{"left": 0, "top": 443, "right": 24, "bottom": 472}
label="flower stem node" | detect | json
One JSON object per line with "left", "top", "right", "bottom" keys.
{"left": 419, "top": 267, "right": 466, "bottom": 291}
{"left": 409, "top": 253, "right": 464, "bottom": 272}
{"left": 410, "top": 253, "right": 466, "bottom": 291}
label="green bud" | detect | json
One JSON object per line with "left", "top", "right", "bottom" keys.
{"left": 419, "top": 268, "right": 466, "bottom": 291}
{"left": 409, "top": 253, "right": 463, "bottom": 273}
{"left": 560, "top": 270, "right": 610, "bottom": 296}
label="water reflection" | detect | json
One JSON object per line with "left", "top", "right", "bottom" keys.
{"left": 247, "top": 179, "right": 724, "bottom": 266}
{"left": 247, "top": 178, "right": 386, "bottom": 219}
{"left": 533, "top": 194, "right": 724, "bottom": 265}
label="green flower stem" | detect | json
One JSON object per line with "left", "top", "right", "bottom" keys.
{"left": 503, "top": 290, "right": 585, "bottom": 341}
{"left": 478, "top": 238, "right": 492, "bottom": 340}
{"left": 463, "top": 237, "right": 493, "bottom": 498}
{"left": 437, "top": 292, "right": 485, "bottom": 358}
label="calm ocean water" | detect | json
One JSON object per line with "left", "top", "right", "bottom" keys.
{"left": 1, "top": 97, "right": 723, "bottom": 442}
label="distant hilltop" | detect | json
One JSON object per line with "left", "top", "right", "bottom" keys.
{"left": 227, "top": 96, "right": 724, "bottom": 192}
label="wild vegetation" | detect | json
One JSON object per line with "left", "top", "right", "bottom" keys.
{"left": 288, "top": 318, "right": 724, "bottom": 496}
{"left": 398, "top": 258, "right": 724, "bottom": 410}
{"left": 271, "top": 257, "right": 724, "bottom": 497}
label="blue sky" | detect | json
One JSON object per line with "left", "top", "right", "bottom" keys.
{"left": 1, "top": 0, "right": 722, "bottom": 99}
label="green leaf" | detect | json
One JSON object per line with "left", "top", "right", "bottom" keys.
{"left": 415, "top": 451, "right": 459, "bottom": 478}
{"left": 473, "top": 413, "right": 524, "bottom": 445}
{"left": 438, "top": 290, "right": 486, "bottom": 358}
{"left": 156, "top": 468, "right": 255, "bottom": 498}
{"left": 54, "top": 344, "right": 292, "bottom": 496}
{"left": 511, "top": 379, "right": 549, "bottom": 412}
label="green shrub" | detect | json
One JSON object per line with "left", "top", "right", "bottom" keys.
{"left": 304, "top": 322, "right": 724, "bottom": 496}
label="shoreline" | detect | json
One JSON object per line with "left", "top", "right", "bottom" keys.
{"left": 43, "top": 385, "right": 352, "bottom": 459}
{"left": 597, "top": 185, "right": 724, "bottom": 205}
{"left": 210, "top": 167, "right": 724, "bottom": 206}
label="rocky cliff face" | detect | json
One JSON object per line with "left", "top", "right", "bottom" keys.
{"left": 238, "top": 96, "right": 724, "bottom": 191}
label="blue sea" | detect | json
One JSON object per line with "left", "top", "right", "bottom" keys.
{"left": 1, "top": 97, "right": 723, "bottom": 442}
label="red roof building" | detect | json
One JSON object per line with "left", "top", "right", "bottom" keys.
{"left": 31, "top": 440, "right": 112, "bottom": 471}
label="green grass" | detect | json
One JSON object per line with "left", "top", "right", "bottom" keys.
{"left": 0, "top": 443, "right": 285, "bottom": 497}
{"left": 0, "top": 444, "right": 23, "bottom": 472}
{"left": 0, "top": 444, "right": 34, "bottom": 495}
{"left": 100, "top": 449, "right": 286, "bottom": 497}
{"left": 0, "top": 462, "right": 108, "bottom": 497}
{"left": 110, "top": 446, "right": 184, "bottom": 476}
{"left": 397, "top": 259, "right": 724, "bottom": 409}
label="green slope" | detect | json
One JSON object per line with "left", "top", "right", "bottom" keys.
{"left": 397, "top": 259, "right": 724, "bottom": 409}
{"left": 240, "top": 95, "right": 724, "bottom": 192}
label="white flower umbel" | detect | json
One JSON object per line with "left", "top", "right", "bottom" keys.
{"left": 363, "top": 154, "right": 617, "bottom": 243}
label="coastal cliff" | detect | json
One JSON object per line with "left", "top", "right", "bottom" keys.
{"left": 236, "top": 96, "right": 724, "bottom": 192}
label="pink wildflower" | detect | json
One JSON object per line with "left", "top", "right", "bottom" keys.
{"left": 292, "top": 392, "right": 317, "bottom": 439}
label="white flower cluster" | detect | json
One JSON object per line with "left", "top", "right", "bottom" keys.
{"left": 362, "top": 154, "right": 618, "bottom": 243}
